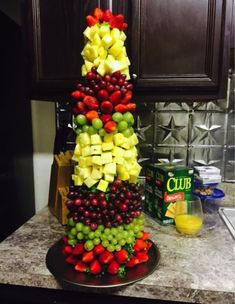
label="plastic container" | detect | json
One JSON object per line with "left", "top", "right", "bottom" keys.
{"left": 194, "top": 188, "right": 225, "bottom": 214}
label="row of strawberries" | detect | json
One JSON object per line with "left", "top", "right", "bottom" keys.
{"left": 86, "top": 8, "right": 127, "bottom": 30}
{"left": 63, "top": 232, "right": 152, "bottom": 276}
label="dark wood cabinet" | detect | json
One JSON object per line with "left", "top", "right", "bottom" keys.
{"left": 112, "top": 0, "right": 233, "bottom": 101}
{"left": 22, "top": 0, "right": 233, "bottom": 101}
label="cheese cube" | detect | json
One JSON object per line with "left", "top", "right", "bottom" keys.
{"left": 90, "top": 134, "right": 102, "bottom": 145}
{"left": 102, "top": 142, "right": 114, "bottom": 151}
{"left": 96, "top": 179, "right": 109, "bottom": 192}
{"left": 84, "top": 177, "right": 98, "bottom": 188}
{"left": 101, "top": 152, "right": 113, "bottom": 164}
{"left": 90, "top": 145, "right": 102, "bottom": 155}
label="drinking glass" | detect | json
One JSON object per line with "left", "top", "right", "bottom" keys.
{"left": 174, "top": 196, "right": 203, "bottom": 236}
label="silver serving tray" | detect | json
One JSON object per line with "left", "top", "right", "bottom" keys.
{"left": 218, "top": 207, "right": 235, "bottom": 240}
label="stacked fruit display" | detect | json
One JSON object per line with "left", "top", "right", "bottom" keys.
{"left": 62, "top": 8, "right": 152, "bottom": 277}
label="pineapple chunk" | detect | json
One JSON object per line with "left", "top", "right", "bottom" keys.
{"left": 97, "top": 179, "right": 109, "bottom": 192}
{"left": 102, "top": 34, "right": 113, "bottom": 49}
{"left": 102, "top": 142, "right": 114, "bottom": 151}
{"left": 113, "top": 133, "right": 125, "bottom": 146}
{"left": 110, "top": 28, "right": 121, "bottom": 42}
{"left": 120, "top": 138, "right": 131, "bottom": 150}
{"left": 124, "top": 160, "right": 134, "bottom": 171}
{"left": 118, "top": 171, "right": 130, "bottom": 181}
{"left": 104, "top": 174, "right": 114, "bottom": 182}
{"left": 92, "top": 156, "right": 102, "bottom": 166}
{"left": 120, "top": 31, "right": 127, "bottom": 41}
{"left": 93, "top": 32, "right": 102, "bottom": 45}
{"left": 79, "top": 167, "right": 91, "bottom": 179}
{"left": 90, "top": 145, "right": 102, "bottom": 155}
{"left": 81, "top": 64, "right": 87, "bottom": 76}
{"left": 98, "top": 46, "right": 107, "bottom": 59}
{"left": 97, "top": 60, "right": 106, "bottom": 76}
{"left": 90, "top": 134, "right": 102, "bottom": 145}
{"left": 123, "top": 150, "right": 133, "bottom": 159}
{"left": 93, "top": 57, "right": 101, "bottom": 67}
{"left": 84, "top": 60, "right": 93, "bottom": 72}
{"left": 103, "top": 163, "right": 116, "bottom": 175}
{"left": 74, "top": 165, "right": 79, "bottom": 175}
{"left": 91, "top": 167, "right": 103, "bottom": 180}
{"left": 109, "top": 40, "right": 124, "bottom": 58}
{"left": 72, "top": 174, "right": 83, "bottom": 186}
{"left": 101, "top": 152, "right": 113, "bottom": 164}
{"left": 83, "top": 26, "right": 92, "bottom": 40}
{"left": 84, "top": 177, "right": 98, "bottom": 188}
{"left": 113, "top": 156, "right": 124, "bottom": 165}
{"left": 74, "top": 143, "right": 81, "bottom": 155}
{"left": 79, "top": 156, "right": 92, "bottom": 168}
{"left": 104, "top": 133, "right": 114, "bottom": 143}
{"left": 112, "top": 146, "right": 125, "bottom": 158}
{"left": 129, "top": 175, "right": 138, "bottom": 183}
{"left": 117, "top": 164, "right": 125, "bottom": 173}
{"left": 129, "top": 133, "right": 139, "bottom": 146}
{"left": 79, "top": 133, "right": 90, "bottom": 146}
{"left": 71, "top": 154, "right": 79, "bottom": 162}
{"left": 81, "top": 146, "right": 91, "bottom": 157}
{"left": 99, "top": 23, "right": 110, "bottom": 37}
{"left": 105, "top": 60, "right": 122, "bottom": 74}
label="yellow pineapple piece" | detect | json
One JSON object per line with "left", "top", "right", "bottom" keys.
{"left": 120, "top": 31, "right": 127, "bottom": 41}
{"left": 84, "top": 177, "right": 98, "bottom": 188}
{"left": 104, "top": 133, "right": 114, "bottom": 143}
{"left": 71, "top": 154, "right": 79, "bottom": 162}
{"left": 102, "top": 142, "right": 114, "bottom": 151}
{"left": 98, "top": 47, "right": 108, "bottom": 59}
{"left": 99, "top": 23, "right": 110, "bottom": 37}
{"left": 97, "top": 179, "right": 109, "bottom": 192}
{"left": 92, "top": 155, "right": 102, "bottom": 166}
{"left": 97, "top": 60, "right": 106, "bottom": 76}
{"left": 129, "top": 133, "right": 139, "bottom": 146}
{"left": 102, "top": 34, "right": 113, "bottom": 49}
{"left": 78, "top": 167, "right": 91, "bottom": 179}
{"left": 81, "top": 146, "right": 91, "bottom": 157}
{"left": 74, "top": 143, "right": 81, "bottom": 155}
{"left": 103, "top": 163, "right": 116, "bottom": 175}
{"left": 129, "top": 175, "right": 138, "bottom": 183}
{"left": 109, "top": 40, "right": 124, "bottom": 58}
{"left": 101, "top": 152, "right": 113, "bottom": 164}
{"left": 90, "top": 145, "right": 102, "bottom": 155}
{"left": 78, "top": 133, "right": 90, "bottom": 146}
{"left": 113, "top": 156, "right": 124, "bottom": 165}
{"left": 113, "top": 133, "right": 125, "bottom": 146}
{"left": 81, "top": 64, "right": 87, "bottom": 76}
{"left": 104, "top": 174, "right": 115, "bottom": 182}
{"left": 112, "top": 146, "right": 125, "bottom": 158}
{"left": 118, "top": 171, "right": 130, "bottom": 181}
{"left": 91, "top": 134, "right": 102, "bottom": 145}
{"left": 79, "top": 156, "right": 92, "bottom": 168}
{"left": 93, "top": 32, "right": 102, "bottom": 45}
{"left": 72, "top": 174, "right": 83, "bottom": 186}
{"left": 123, "top": 150, "right": 133, "bottom": 159}
{"left": 110, "top": 28, "right": 121, "bottom": 42}
{"left": 91, "top": 167, "right": 103, "bottom": 180}
{"left": 84, "top": 60, "right": 93, "bottom": 72}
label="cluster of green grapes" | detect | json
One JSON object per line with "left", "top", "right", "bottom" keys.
{"left": 66, "top": 214, "right": 145, "bottom": 252}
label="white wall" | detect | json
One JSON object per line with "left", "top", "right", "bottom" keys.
{"left": 31, "top": 100, "right": 56, "bottom": 212}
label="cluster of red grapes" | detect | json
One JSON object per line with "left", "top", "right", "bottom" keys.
{"left": 66, "top": 179, "right": 143, "bottom": 230}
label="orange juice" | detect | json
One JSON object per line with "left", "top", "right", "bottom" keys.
{"left": 175, "top": 214, "right": 203, "bottom": 235}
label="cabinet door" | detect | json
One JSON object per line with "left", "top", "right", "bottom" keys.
{"left": 23, "top": 0, "right": 109, "bottom": 99}
{"left": 112, "top": 0, "right": 232, "bottom": 101}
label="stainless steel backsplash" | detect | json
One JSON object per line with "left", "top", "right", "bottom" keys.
{"left": 136, "top": 73, "right": 235, "bottom": 182}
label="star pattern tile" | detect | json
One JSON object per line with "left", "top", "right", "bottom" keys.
{"left": 135, "top": 116, "right": 152, "bottom": 141}
{"left": 158, "top": 116, "right": 185, "bottom": 142}
{"left": 195, "top": 123, "right": 221, "bottom": 142}
{"left": 156, "top": 150, "right": 185, "bottom": 164}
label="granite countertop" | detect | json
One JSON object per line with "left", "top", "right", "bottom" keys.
{"left": 0, "top": 184, "right": 235, "bottom": 303}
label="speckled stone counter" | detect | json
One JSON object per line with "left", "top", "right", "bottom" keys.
{"left": 0, "top": 184, "right": 235, "bottom": 304}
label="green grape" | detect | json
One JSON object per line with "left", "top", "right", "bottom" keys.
{"left": 94, "top": 230, "right": 101, "bottom": 238}
{"left": 68, "top": 233, "right": 75, "bottom": 240}
{"left": 111, "top": 238, "right": 118, "bottom": 245}
{"left": 99, "top": 128, "right": 105, "bottom": 137}
{"left": 104, "top": 228, "right": 111, "bottom": 235}
{"left": 68, "top": 239, "right": 77, "bottom": 246}
{"left": 111, "top": 228, "right": 117, "bottom": 236}
{"left": 88, "top": 231, "right": 95, "bottom": 239}
{"left": 118, "top": 120, "right": 128, "bottom": 131}
{"left": 112, "top": 112, "right": 123, "bottom": 123}
{"left": 115, "top": 244, "right": 121, "bottom": 251}
{"left": 82, "top": 225, "right": 91, "bottom": 235}
{"left": 67, "top": 218, "right": 75, "bottom": 227}
{"left": 70, "top": 228, "right": 77, "bottom": 236}
{"left": 102, "top": 240, "right": 109, "bottom": 248}
{"left": 128, "top": 117, "right": 135, "bottom": 126}
{"left": 88, "top": 126, "right": 97, "bottom": 135}
{"left": 84, "top": 240, "right": 94, "bottom": 251}
{"left": 136, "top": 231, "right": 143, "bottom": 238}
{"left": 116, "top": 233, "right": 123, "bottom": 241}
{"left": 92, "top": 118, "right": 103, "bottom": 130}
{"left": 93, "top": 238, "right": 101, "bottom": 245}
{"left": 82, "top": 125, "right": 89, "bottom": 132}
{"left": 75, "top": 128, "right": 82, "bottom": 135}
{"left": 129, "top": 127, "right": 134, "bottom": 135}
{"left": 117, "top": 225, "right": 124, "bottom": 232}
{"left": 128, "top": 230, "right": 134, "bottom": 237}
{"left": 98, "top": 224, "right": 105, "bottom": 231}
{"left": 77, "top": 232, "right": 84, "bottom": 240}
{"left": 133, "top": 225, "right": 141, "bottom": 233}
{"left": 123, "top": 111, "right": 134, "bottom": 123}
{"left": 119, "top": 239, "right": 126, "bottom": 246}
{"left": 75, "top": 222, "right": 83, "bottom": 232}
{"left": 122, "top": 128, "right": 132, "bottom": 138}
{"left": 107, "top": 234, "right": 113, "bottom": 241}
{"left": 100, "top": 234, "right": 107, "bottom": 241}
{"left": 76, "top": 114, "right": 87, "bottom": 125}
{"left": 107, "top": 244, "right": 115, "bottom": 252}
{"left": 122, "top": 231, "right": 128, "bottom": 238}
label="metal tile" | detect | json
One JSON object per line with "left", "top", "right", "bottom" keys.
{"left": 191, "top": 100, "right": 228, "bottom": 111}
{"left": 155, "top": 112, "right": 189, "bottom": 146}
{"left": 190, "top": 112, "right": 226, "bottom": 146}
{"left": 224, "top": 147, "right": 235, "bottom": 181}
{"left": 227, "top": 111, "right": 235, "bottom": 146}
{"left": 155, "top": 101, "right": 190, "bottom": 112}
{"left": 153, "top": 146, "right": 187, "bottom": 166}
{"left": 135, "top": 115, "right": 154, "bottom": 143}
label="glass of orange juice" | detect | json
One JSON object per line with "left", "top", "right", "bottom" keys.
{"left": 174, "top": 196, "right": 203, "bottom": 236}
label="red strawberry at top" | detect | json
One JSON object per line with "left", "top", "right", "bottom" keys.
{"left": 102, "top": 9, "right": 113, "bottom": 22}
{"left": 83, "top": 96, "right": 99, "bottom": 110}
{"left": 86, "top": 15, "right": 98, "bottom": 27}
{"left": 93, "top": 8, "right": 103, "bottom": 21}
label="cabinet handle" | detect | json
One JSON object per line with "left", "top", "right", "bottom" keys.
{"left": 131, "top": 73, "right": 138, "bottom": 80}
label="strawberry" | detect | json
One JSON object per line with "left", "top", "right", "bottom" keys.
{"left": 63, "top": 245, "right": 73, "bottom": 255}
{"left": 83, "top": 96, "right": 99, "bottom": 110}
{"left": 114, "top": 249, "right": 129, "bottom": 264}
{"left": 100, "top": 114, "right": 112, "bottom": 123}
{"left": 110, "top": 14, "right": 125, "bottom": 30}
{"left": 104, "top": 121, "right": 117, "bottom": 133}
{"left": 100, "top": 101, "right": 113, "bottom": 113}
{"left": 71, "top": 90, "right": 81, "bottom": 99}
{"left": 72, "top": 243, "right": 85, "bottom": 255}
{"left": 126, "top": 256, "right": 140, "bottom": 268}
{"left": 133, "top": 239, "right": 147, "bottom": 253}
{"left": 99, "top": 250, "right": 114, "bottom": 265}
{"left": 114, "top": 104, "right": 128, "bottom": 113}
{"left": 65, "top": 255, "right": 78, "bottom": 265}
{"left": 127, "top": 103, "right": 136, "bottom": 112}
{"left": 82, "top": 251, "right": 95, "bottom": 263}
{"left": 98, "top": 89, "right": 109, "bottom": 101}
{"left": 89, "top": 259, "right": 102, "bottom": 275}
{"left": 85, "top": 110, "right": 99, "bottom": 122}
{"left": 74, "top": 260, "right": 88, "bottom": 273}
{"left": 76, "top": 101, "right": 86, "bottom": 114}
{"left": 94, "top": 244, "right": 105, "bottom": 255}
{"left": 141, "top": 231, "right": 150, "bottom": 241}
{"left": 102, "top": 9, "right": 113, "bottom": 22}
{"left": 86, "top": 15, "right": 98, "bottom": 27}
{"left": 107, "top": 260, "right": 120, "bottom": 275}
{"left": 110, "top": 90, "right": 122, "bottom": 104}
{"left": 135, "top": 251, "right": 149, "bottom": 263}
{"left": 93, "top": 8, "right": 103, "bottom": 21}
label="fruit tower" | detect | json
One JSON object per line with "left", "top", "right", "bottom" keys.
{"left": 62, "top": 8, "right": 152, "bottom": 277}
